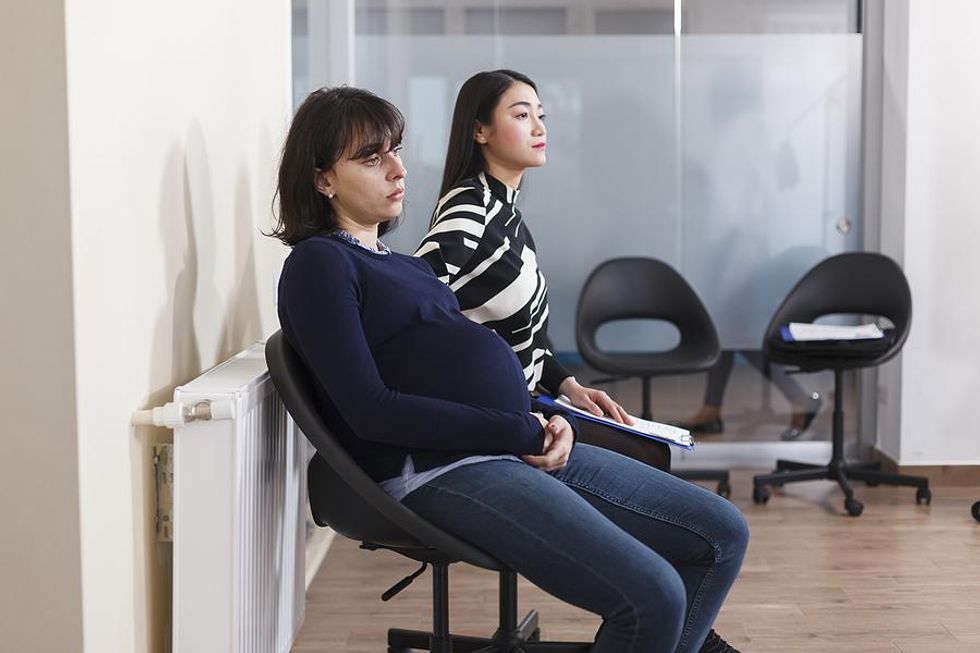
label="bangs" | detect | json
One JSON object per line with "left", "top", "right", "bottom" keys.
{"left": 337, "top": 96, "right": 405, "bottom": 161}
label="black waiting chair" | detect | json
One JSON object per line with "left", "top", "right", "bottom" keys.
{"left": 265, "top": 330, "right": 592, "bottom": 653}
{"left": 751, "top": 252, "right": 930, "bottom": 517}
{"left": 576, "top": 257, "right": 730, "bottom": 497}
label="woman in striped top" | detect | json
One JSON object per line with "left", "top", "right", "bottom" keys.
{"left": 416, "top": 69, "right": 671, "bottom": 473}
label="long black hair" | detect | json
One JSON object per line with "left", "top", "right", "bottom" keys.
{"left": 270, "top": 86, "right": 405, "bottom": 246}
{"left": 438, "top": 69, "right": 537, "bottom": 201}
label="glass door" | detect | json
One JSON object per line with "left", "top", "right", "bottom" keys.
{"left": 292, "top": 0, "right": 866, "bottom": 465}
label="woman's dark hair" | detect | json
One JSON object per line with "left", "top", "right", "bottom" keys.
{"left": 270, "top": 86, "right": 405, "bottom": 246}
{"left": 438, "top": 69, "right": 537, "bottom": 201}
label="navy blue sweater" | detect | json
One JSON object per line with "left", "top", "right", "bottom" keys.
{"left": 278, "top": 234, "right": 571, "bottom": 481}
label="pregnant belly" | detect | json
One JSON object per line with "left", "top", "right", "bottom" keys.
{"left": 373, "top": 320, "right": 530, "bottom": 412}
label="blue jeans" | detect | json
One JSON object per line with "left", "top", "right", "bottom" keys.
{"left": 402, "top": 443, "right": 749, "bottom": 653}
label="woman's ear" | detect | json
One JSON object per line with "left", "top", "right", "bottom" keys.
{"left": 315, "top": 170, "right": 335, "bottom": 199}
{"left": 473, "top": 121, "right": 489, "bottom": 145}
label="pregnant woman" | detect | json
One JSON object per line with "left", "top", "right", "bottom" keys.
{"left": 272, "top": 85, "right": 748, "bottom": 653}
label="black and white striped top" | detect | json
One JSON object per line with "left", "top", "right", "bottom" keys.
{"left": 415, "top": 172, "right": 571, "bottom": 393}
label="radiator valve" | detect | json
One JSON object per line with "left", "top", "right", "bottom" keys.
{"left": 132, "top": 399, "right": 235, "bottom": 428}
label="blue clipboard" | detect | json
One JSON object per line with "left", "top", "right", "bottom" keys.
{"left": 536, "top": 394, "right": 694, "bottom": 450}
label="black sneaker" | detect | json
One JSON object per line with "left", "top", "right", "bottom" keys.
{"left": 699, "top": 628, "right": 742, "bottom": 653}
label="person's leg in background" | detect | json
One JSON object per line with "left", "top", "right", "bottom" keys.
{"left": 403, "top": 444, "right": 749, "bottom": 653}
{"left": 740, "top": 351, "right": 822, "bottom": 440}
{"left": 680, "top": 349, "right": 822, "bottom": 439}
{"left": 678, "top": 350, "right": 735, "bottom": 433}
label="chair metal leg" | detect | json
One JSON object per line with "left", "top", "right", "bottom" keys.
{"left": 832, "top": 464, "right": 855, "bottom": 502}
{"left": 431, "top": 563, "right": 451, "bottom": 653}
{"left": 846, "top": 466, "right": 931, "bottom": 504}
{"left": 847, "top": 460, "right": 881, "bottom": 471}
{"left": 756, "top": 467, "right": 830, "bottom": 486}
{"left": 832, "top": 464, "right": 865, "bottom": 516}
{"left": 452, "top": 635, "right": 497, "bottom": 652}
{"left": 641, "top": 376, "right": 652, "bottom": 421}
{"left": 388, "top": 627, "right": 434, "bottom": 649}
{"left": 775, "top": 459, "right": 819, "bottom": 472}
{"left": 498, "top": 571, "right": 518, "bottom": 633}
{"left": 517, "top": 610, "right": 540, "bottom": 641}
{"left": 845, "top": 466, "right": 927, "bottom": 489}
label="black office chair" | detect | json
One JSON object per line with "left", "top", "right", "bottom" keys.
{"left": 972, "top": 500, "right": 980, "bottom": 523}
{"left": 265, "top": 331, "right": 592, "bottom": 653}
{"left": 576, "top": 257, "right": 730, "bottom": 497}
{"left": 751, "top": 252, "right": 930, "bottom": 517}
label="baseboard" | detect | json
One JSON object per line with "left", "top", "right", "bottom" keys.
{"left": 874, "top": 450, "right": 980, "bottom": 487}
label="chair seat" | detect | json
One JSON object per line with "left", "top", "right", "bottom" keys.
{"left": 584, "top": 349, "right": 719, "bottom": 377}
{"left": 307, "top": 454, "right": 506, "bottom": 572}
{"left": 766, "top": 328, "right": 897, "bottom": 372}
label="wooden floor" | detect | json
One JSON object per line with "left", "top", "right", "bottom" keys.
{"left": 292, "top": 472, "right": 980, "bottom": 652}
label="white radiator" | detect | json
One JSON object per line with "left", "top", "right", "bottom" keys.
{"left": 140, "top": 342, "right": 306, "bottom": 653}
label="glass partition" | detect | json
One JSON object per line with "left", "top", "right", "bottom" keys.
{"left": 292, "top": 0, "right": 865, "bottom": 449}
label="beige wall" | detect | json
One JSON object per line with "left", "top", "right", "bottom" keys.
{"left": 0, "top": 2, "right": 85, "bottom": 651}
{"left": 2, "top": 1, "right": 290, "bottom": 651}
{"left": 63, "top": 1, "right": 291, "bottom": 650}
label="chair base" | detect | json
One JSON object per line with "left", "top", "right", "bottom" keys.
{"left": 753, "top": 459, "right": 931, "bottom": 517}
{"left": 388, "top": 610, "right": 590, "bottom": 652}
{"left": 387, "top": 563, "right": 591, "bottom": 653}
{"left": 752, "top": 368, "right": 931, "bottom": 517}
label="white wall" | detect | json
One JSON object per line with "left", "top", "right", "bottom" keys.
{"left": 0, "top": 3, "right": 84, "bottom": 651}
{"left": 879, "top": 0, "right": 980, "bottom": 465}
{"left": 873, "top": 0, "right": 909, "bottom": 462}
{"left": 0, "top": 1, "right": 290, "bottom": 651}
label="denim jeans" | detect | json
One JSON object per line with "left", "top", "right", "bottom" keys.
{"left": 402, "top": 443, "right": 749, "bottom": 653}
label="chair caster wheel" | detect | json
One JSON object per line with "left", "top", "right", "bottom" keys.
{"left": 972, "top": 501, "right": 980, "bottom": 523}
{"left": 752, "top": 485, "right": 770, "bottom": 504}
{"left": 865, "top": 480, "right": 880, "bottom": 487}
{"left": 916, "top": 487, "right": 932, "bottom": 505}
{"left": 845, "top": 498, "right": 864, "bottom": 517}
{"left": 717, "top": 481, "right": 731, "bottom": 499}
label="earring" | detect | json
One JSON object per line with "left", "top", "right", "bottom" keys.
{"left": 327, "top": 192, "right": 335, "bottom": 199}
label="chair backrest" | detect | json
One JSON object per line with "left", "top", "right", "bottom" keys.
{"left": 264, "top": 330, "right": 501, "bottom": 568}
{"left": 762, "top": 252, "right": 912, "bottom": 367}
{"left": 576, "top": 257, "right": 720, "bottom": 370}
